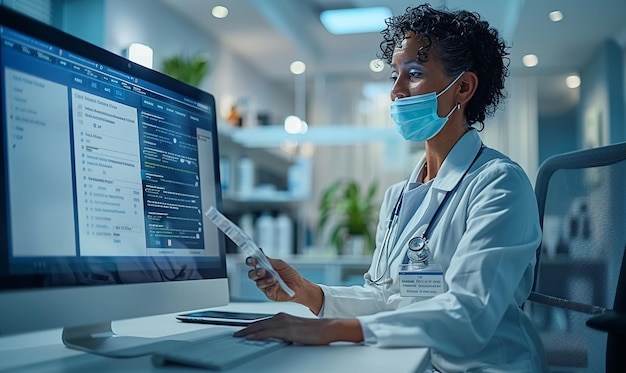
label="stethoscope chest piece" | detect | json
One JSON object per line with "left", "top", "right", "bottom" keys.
{"left": 407, "top": 236, "right": 430, "bottom": 265}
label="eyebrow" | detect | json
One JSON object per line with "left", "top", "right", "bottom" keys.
{"left": 390, "top": 59, "right": 423, "bottom": 69}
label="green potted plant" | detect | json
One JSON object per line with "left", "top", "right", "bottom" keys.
{"left": 160, "top": 53, "right": 209, "bottom": 87}
{"left": 317, "top": 180, "right": 378, "bottom": 255}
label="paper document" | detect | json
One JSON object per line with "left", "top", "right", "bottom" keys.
{"left": 205, "top": 206, "right": 295, "bottom": 297}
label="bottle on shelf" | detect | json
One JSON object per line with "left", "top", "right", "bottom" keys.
{"left": 255, "top": 212, "right": 276, "bottom": 257}
{"left": 275, "top": 213, "right": 293, "bottom": 256}
{"left": 237, "top": 157, "right": 254, "bottom": 197}
{"left": 219, "top": 156, "right": 231, "bottom": 193}
{"left": 288, "top": 157, "right": 311, "bottom": 199}
{"left": 238, "top": 213, "right": 255, "bottom": 244}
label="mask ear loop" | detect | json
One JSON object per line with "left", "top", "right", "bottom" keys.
{"left": 435, "top": 71, "right": 465, "bottom": 98}
{"left": 444, "top": 102, "right": 461, "bottom": 118}
{"left": 436, "top": 72, "right": 465, "bottom": 119}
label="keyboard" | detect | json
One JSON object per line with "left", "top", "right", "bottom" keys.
{"left": 151, "top": 331, "right": 289, "bottom": 371}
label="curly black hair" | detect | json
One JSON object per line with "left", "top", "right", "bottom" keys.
{"left": 379, "top": 4, "right": 510, "bottom": 126}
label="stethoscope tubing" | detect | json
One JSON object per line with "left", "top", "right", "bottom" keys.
{"left": 366, "top": 144, "right": 484, "bottom": 286}
{"left": 369, "top": 212, "right": 400, "bottom": 284}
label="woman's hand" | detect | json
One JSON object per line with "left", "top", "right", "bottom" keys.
{"left": 245, "top": 255, "right": 324, "bottom": 314}
{"left": 233, "top": 313, "right": 364, "bottom": 346}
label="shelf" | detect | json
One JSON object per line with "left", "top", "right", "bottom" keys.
{"left": 222, "top": 192, "right": 303, "bottom": 212}
{"left": 223, "top": 191, "right": 303, "bottom": 203}
{"left": 217, "top": 125, "right": 311, "bottom": 254}
{"left": 221, "top": 124, "right": 398, "bottom": 148}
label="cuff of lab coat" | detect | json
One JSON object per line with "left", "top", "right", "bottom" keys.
{"left": 319, "top": 285, "right": 377, "bottom": 345}
{"left": 358, "top": 317, "right": 378, "bottom": 345}
{"left": 317, "top": 284, "right": 330, "bottom": 317}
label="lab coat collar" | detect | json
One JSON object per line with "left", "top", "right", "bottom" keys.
{"left": 412, "top": 130, "right": 483, "bottom": 192}
{"left": 393, "top": 130, "right": 482, "bottom": 264}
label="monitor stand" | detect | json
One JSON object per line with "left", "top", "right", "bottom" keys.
{"left": 62, "top": 322, "right": 187, "bottom": 357}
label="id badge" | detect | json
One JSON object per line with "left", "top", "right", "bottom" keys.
{"left": 398, "top": 263, "right": 444, "bottom": 297}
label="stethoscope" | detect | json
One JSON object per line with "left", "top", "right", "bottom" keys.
{"left": 364, "top": 144, "right": 484, "bottom": 286}
{"left": 363, "top": 184, "right": 405, "bottom": 286}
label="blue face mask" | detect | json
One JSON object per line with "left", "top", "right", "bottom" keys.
{"left": 390, "top": 72, "right": 464, "bottom": 142}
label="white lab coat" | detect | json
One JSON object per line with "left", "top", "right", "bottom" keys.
{"left": 318, "top": 130, "right": 548, "bottom": 372}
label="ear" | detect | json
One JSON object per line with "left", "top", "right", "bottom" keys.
{"left": 457, "top": 71, "right": 478, "bottom": 105}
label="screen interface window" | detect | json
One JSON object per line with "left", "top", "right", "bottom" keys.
{"left": 1, "top": 26, "right": 221, "bottom": 277}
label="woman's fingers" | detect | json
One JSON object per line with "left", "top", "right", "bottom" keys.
{"left": 233, "top": 314, "right": 339, "bottom": 345}
{"left": 247, "top": 267, "right": 265, "bottom": 280}
{"left": 245, "top": 256, "right": 257, "bottom": 267}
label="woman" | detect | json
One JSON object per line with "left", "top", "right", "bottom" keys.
{"left": 235, "top": 4, "right": 548, "bottom": 372}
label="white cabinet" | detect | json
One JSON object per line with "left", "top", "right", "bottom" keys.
{"left": 218, "top": 131, "right": 297, "bottom": 200}
{"left": 226, "top": 254, "right": 371, "bottom": 302}
{"left": 218, "top": 131, "right": 305, "bottom": 254}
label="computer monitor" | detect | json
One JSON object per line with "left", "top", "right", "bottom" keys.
{"left": 0, "top": 6, "right": 229, "bottom": 356}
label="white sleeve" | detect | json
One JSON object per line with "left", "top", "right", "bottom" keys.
{"left": 318, "top": 284, "right": 385, "bottom": 318}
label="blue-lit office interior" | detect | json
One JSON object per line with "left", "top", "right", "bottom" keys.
{"left": 0, "top": 0, "right": 625, "bottom": 372}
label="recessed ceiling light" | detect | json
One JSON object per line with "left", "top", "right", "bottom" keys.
{"left": 549, "top": 10, "right": 563, "bottom": 22}
{"left": 320, "top": 7, "right": 392, "bottom": 35}
{"left": 212, "top": 6, "right": 228, "bottom": 19}
{"left": 290, "top": 61, "right": 306, "bottom": 75}
{"left": 566, "top": 75, "right": 581, "bottom": 88}
{"left": 522, "top": 54, "right": 538, "bottom": 67}
{"left": 369, "top": 59, "right": 385, "bottom": 73}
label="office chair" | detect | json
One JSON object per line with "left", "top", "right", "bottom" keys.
{"left": 526, "top": 141, "right": 626, "bottom": 372}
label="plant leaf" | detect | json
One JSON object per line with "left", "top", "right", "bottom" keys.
{"left": 316, "top": 179, "right": 379, "bottom": 254}
{"left": 161, "top": 54, "right": 209, "bottom": 87}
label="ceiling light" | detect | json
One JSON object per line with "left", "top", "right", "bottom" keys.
{"left": 320, "top": 7, "right": 392, "bottom": 35}
{"left": 522, "top": 54, "right": 538, "bottom": 67}
{"left": 212, "top": 6, "right": 228, "bottom": 19}
{"left": 548, "top": 11, "right": 563, "bottom": 22}
{"left": 290, "top": 61, "right": 306, "bottom": 75}
{"left": 125, "top": 43, "right": 153, "bottom": 69}
{"left": 369, "top": 59, "right": 385, "bottom": 73}
{"left": 566, "top": 74, "right": 581, "bottom": 88}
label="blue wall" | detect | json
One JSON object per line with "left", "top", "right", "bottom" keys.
{"left": 578, "top": 40, "right": 625, "bottom": 147}
{"left": 59, "top": 0, "right": 105, "bottom": 47}
{"left": 538, "top": 108, "right": 577, "bottom": 165}
{"left": 539, "top": 39, "right": 625, "bottom": 165}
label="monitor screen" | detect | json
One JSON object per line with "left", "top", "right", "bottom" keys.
{"left": 0, "top": 6, "right": 229, "bottom": 356}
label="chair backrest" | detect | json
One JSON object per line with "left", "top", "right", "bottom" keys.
{"left": 528, "top": 142, "right": 626, "bottom": 371}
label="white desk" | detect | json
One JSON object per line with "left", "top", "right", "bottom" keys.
{"left": 0, "top": 302, "right": 431, "bottom": 373}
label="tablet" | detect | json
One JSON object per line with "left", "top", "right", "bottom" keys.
{"left": 176, "top": 310, "right": 275, "bottom": 326}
